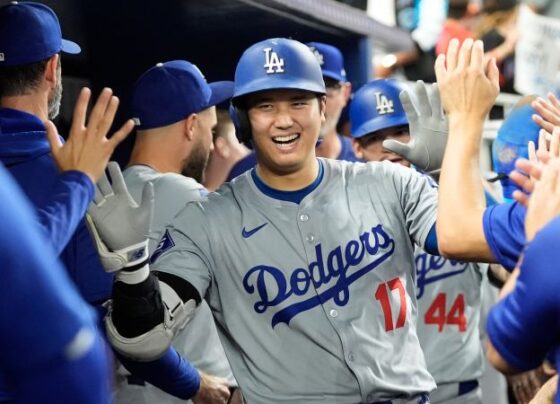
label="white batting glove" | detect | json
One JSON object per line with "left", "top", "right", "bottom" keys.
{"left": 383, "top": 80, "right": 449, "bottom": 175}
{"left": 87, "top": 162, "right": 154, "bottom": 283}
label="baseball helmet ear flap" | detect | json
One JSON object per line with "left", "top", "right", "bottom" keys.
{"left": 229, "top": 102, "right": 253, "bottom": 149}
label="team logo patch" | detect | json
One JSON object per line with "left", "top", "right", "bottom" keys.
{"left": 309, "top": 47, "right": 324, "bottom": 65}
{"left": 415, "top": 253, "right": 469, "bottom": 299}
{"left": 150, "top": 229, "right": 175, "bottom": 264}
{"left": 497, "top": 145, "right": 517, "bottom": 164}
{"left": 243, "top": 224, "right": 395, "bottom": 327}
{"left": 375, "top": 92, "right": 394, "bottom": 114}
{"left": 263, "top": 47, "right": 285, "bottom": 74}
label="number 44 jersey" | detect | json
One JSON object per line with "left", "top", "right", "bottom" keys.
{"left": 414, "top": 248, "right": 486, "bottom": 385}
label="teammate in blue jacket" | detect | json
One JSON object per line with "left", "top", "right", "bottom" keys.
{"left": 485, "top": 155, "right": 560, "bottom": 402}
{"left": 0, "top": 2, "right": 201, "bottom": 400}
{"left": 0, "top": 161, "right": 112, "bottom": 404}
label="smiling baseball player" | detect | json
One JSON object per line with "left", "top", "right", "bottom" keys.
{"left": 88, "top": 38, "right": 445, "bottom": 404}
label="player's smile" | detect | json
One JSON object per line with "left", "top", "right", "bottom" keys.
{"left": 271, "top": 133, "right": 301, "bottom": 152}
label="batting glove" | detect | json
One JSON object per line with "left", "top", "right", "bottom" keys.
{"left": 383, "top": 80, "right": 449, "bottom": 175}
{"left": 87, "top": 162, "right": 154, "bottom": 283}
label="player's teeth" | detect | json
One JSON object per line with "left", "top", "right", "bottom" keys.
{"left": 273, "top": 134, "right": 299, "bottom": 143}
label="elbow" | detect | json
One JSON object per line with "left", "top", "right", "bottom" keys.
{"left": 435, "top": 221, "right": 465, "bottom": 258}
{"left": 486, "top": 341, "right": 522, "bottom": 376}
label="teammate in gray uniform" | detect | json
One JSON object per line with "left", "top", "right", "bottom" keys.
{"left": 115, "top": 60, "right": 238, "bottom": 404}
{"left": 306, "top": 42, "right": 356, "bottom": 162}
{"left": 89, "top": 38, "right": 443, "bottom": 404}
{"left": 350, "top": 79, "right": 486, "bottom": 404}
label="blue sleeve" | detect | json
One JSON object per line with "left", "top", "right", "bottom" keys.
{"left": 482, "top": 201, "right": 526, "bottom": 271}
{"left": 36, "top": 170, "right": 95, "bottom": 256}
{"left": 118, "top": 347, "right": 201, "bottom": 399}
{"left": 424, "top": 223, "right": 439, "bottom": 255}
{"left": 487, "top": 215, "right": 560, "bottom": 371}
{"left": 13, "top": 333, "right": 112, "bottom": 404}
{"left": 0, "top": 164, "right": 111, "bottom": 403}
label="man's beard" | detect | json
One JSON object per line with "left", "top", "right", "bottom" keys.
{"left": 47, "top": 71, "right": 63, "bottom": 120}
{"left": 181, "top": 141, "right": 209, "bottom": 183}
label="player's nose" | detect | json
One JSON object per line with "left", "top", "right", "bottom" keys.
{"left": 273, "top": 107, "right": 294, "bottom": 129}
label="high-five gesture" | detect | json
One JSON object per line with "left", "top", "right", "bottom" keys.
{"left": 435, "top": 38, "right": 500, "bottom": 120}
{"left": 46, "top": 87, "right": 135, "bottom": 183}
{"left": 382, "top": 81, "right": 448, "bottom": 174}
{"left": 532, "top": 92, "right": 560, "bottom": 134}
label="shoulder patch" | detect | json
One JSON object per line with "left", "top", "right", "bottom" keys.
{"left": 150, "top": 229, "right": 175, "bottom": 264}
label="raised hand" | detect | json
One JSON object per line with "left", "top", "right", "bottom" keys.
{"left": 435, "top": 38, "right": 500, "bottom": 120}
{"left": 382, "top": 81, "right": 448, "bottom": 174}
{"left": 524, "top": 157, "right": 560, "bottom": 241}
{"left": 532, "top": 92, "right": 560, "bottom": 134}
{"left": 46, "top": 87, "right": 135, "bottom": 183}
{"left": 87, "top": 162, "right": 154, "bottom": 273}
{"left": 511, "top": 128, "right": 560, "bottom": 205}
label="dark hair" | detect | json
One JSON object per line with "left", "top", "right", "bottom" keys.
{"left": 0, "top": 58, "right": 50, "bottom": 98}
{"left": 483, "top": 0, "right": 518, "bottom": 12}
{"left": 448, "top": 0, "right": 470, "bottom": 19}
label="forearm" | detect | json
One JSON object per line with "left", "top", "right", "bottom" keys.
{"left": 118, "top": 347, "right": 201, "bottom": 399}
{"left": 486, "top": 339, "right": 522, "bottom": 375}
{"left": 37, "top": 171, "right": 94, "bottom": 255}
{"left": 106, "top": 269, "right": 201, "bottom": 361}
{"left": 437, "top": 115, "right": 493, "bottom": 260}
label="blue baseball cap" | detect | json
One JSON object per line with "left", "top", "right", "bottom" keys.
{"left": 492, "top": 103, "right": 540, "bottom": 199}
{"left": 306, "top": 42, "right": 347, "bottom": 82}
{"left": 132, "top": 60, "right": 234, "bottom": 130}
{"left": 0, "top": 2, "right": 81, "bottom": 67}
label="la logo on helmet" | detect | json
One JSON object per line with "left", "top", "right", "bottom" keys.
{"left": 264, "top": 47, "right": 285, "bottom": 74}
{"left": 375, "top": 92, "right": 394, "bottom": 115}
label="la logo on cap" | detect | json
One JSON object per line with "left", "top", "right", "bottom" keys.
{"left": 309, "top": 47, "right": 324, "bottom": 66}
{"left": 263, "top": 47, "right": 284, "bottom": 74}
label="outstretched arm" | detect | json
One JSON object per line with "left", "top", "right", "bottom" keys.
{"left": 37, "top": 87, "right": 134, "bottom": 254}
{"left": 435, "top": 38, "right": 500, "bottom": 260}
{"left": 87, "top": 163, "right": 231, "bottom": 402}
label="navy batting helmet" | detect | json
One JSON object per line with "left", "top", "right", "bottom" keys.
{"left": 350, "top": 79, "right": 408, "bottom": 139}
{"left": 492, "top": 101, "right": 540, "bottom": 200}
{"left": 230, "top": 38, "right": 326, "bottom": 146}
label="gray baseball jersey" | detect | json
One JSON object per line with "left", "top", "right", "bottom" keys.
{"left": 115, "top": 165, "right": 235, "bottom": 404}
{"left": 152, "top": 158, "right": 438, "bottom": 404}
{"left": 414, "top": 247, "right": 486, "bottom": 403}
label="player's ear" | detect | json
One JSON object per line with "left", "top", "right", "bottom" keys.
{"left": 44, "top": 54, "right": 59, "bottom": 90}
{"left": 318, "top": 95, "right": 327, "bottom": 123}
{"left": 351, "top": 138, "right": 364, "bottom": 160}
{"left": 214, "top": 136, "right": 230, "bottom": 159}
{"left": 342, "top": 82, "right": 352, "bottom": 105}
{"left": 184, "top": 113, "right": 197, "bottom": 141}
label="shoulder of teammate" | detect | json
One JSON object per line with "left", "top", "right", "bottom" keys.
{"left": 154, "top": 173, "right": 208, "bottom": 202}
